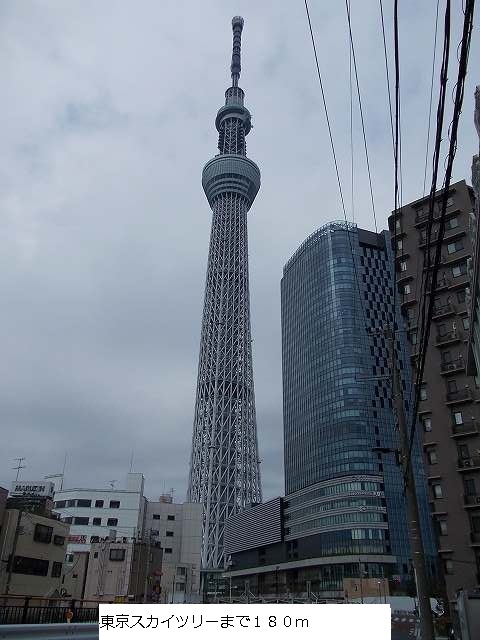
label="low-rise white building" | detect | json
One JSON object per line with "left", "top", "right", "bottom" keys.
{"left": 53, "top": 473, "right": 147, "bottom": 558}
{"left": 146, "top": 495, "right": 202, "bottom": 602}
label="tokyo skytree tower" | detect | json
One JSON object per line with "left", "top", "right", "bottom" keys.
{"left": 187, "top": 16, "right": 262, "bottom": 568}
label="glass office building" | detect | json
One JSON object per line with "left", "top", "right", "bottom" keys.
{"left": 281, "top": 221, "right": 436, "bottom": 591}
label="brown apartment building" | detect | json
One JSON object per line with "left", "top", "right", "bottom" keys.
{"left": 388, "top": 179, "right": 478, "bottom": 604}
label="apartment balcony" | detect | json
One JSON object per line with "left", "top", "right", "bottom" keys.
{"left": 435, "top": 330, "right": 463, "bottom": 347}
{"left": 446, "top": 388, "right": 474, "bottom": 405}
{"left": 457, "top": 456, "right": 480, "bottom": 471}
{"left": 400, "top": 292, "right": 417, "bottom": 308}
{"left": 435, "top": 276, "right": 451, "bottom": 291}
{"left": 470, "top": 532, "right": 480, "bottom": 545}
{"left": 415, "top": 210, "right": 431, "bottom": 226}
{"left": 464, "top": 494, "right": 480, "bottom": 508}
{"left": 432, "top": 303, "right": 456, "bottom": 319}
{"left": 397, "top": 272, "right": 413, "bottom": 286}
{"left": 442, "top": 251, "right": 471, "bottom": 266}
{"left": 451, "top": 420, "right": 479, "bottom": 437}
{"left": 448, "top": 274, "right": 470, "bottom": 290}
{"left": 440, "top": 359, "right": 466, "bottom": 375}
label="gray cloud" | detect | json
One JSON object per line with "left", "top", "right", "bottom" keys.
{"left": 0, "top": 0, "right": 478, "bottom": 502}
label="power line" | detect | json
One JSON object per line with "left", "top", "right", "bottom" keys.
{"left": 349, "top": 0, "right": 355, "bottom": 224}
{"left": 406, "top": 0, "right": 451, "bottom": 467}
{"left": 422, "top": 0, "right": 441, "bottom": 198}
{"left": 303, "top": 0, "right": 369, "bottom": 334}
{"left": 408, "top": 0, "right": 451, "bottom": 412}
{"left": 405, "top": 0, "right": 475, "bottom": 479}
{"left": 379, "top": 0, "right": 395, "bottom": 153}
{"left": 345, "top": 0, "right": 378, "bottom": 233}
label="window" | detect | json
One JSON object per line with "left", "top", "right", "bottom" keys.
{"left": 53, "top": 535, "right": 65, "bottom": 546}
{"left": 438, "top": 323, "right": 448, "bottom": 336}
{"left": 55, "top": 500, "right": 66, "bottom": 508}
{"left": 93, "top": 552, "right": 98, "bottom": 558}
{"left": 167, "top": 515, "right": 175, "bottom": 521}
{"left": 164, "top": 548, "right": 173, "bottom": 554}
{"left": 409, "top": 331, "right": 417, "bottom": 345}
{"left": 447, "top": 240, "right": 463, "bottom": 254}
{"left": 444, "top": 560, "right": 454, "bottom": 575}
{"left": 65, "top": 553, "right": 74, "bottom": 564}
{"left": 433, "top": 484, "right": 443, "bottom": 499}
{"left": 92, "top": 518, "right": 101, "bottom": 526}
{"left": 77, "top": 499, "right": 91, "bottom": 508}
{"left": 51, "top": 561, "right": 62, "bottom": 578}
{"left": 397, "top": 240, "right": 403, "bottom": 251}
{"left": 441, "top": 351, "right": 452, "bottom": 364}
{"left": 423, "top": 417, "right": 432, "bottom": 432}
{"left": 453, "top": 411, "right": 464, "bottom": 425}
{"left": 446, "top": 196, "right": 454, "bottom": 207}
{"left": 95, "top": 500, "right": 104, "bottom": 508}
{"left": 90, "top": 536, "right": 100, "bottom": 543}
{"left": 447, "top": 379, "right": 458, "bottom": 393}
{"left": 175, "top": 583, "right": 185, "bottom": 592}
{"left": 458, "top": 444, "right": 470, "bottom": 459}
{"left": 62, "top": 517, "right": 72, "bottom": 524}
{"left": 12, "top": 556, "right": 49, "bottom": 576}
{"left": 109, "top": 549, "right": 126, "bottom": 562}
{"left": 428, "top": 450, "right": 438, "bottom": 465}
{"left": 403, "top": 284, "right": 411, "bottom": 295}
{"left": 166, "top": 531, "right": 174, "bottom": 537}
{"left": 471, "top": 515, "right": 480, "bottom": 533}
{"left": 109, "top": 501, "right": 120, "bottom": 509}
{"left": 463, "top": 317, "right": 470, "bottom": 330}
{"left": 457, "top": 289, "right": 466, "bottom": 303}
{"left": 177, "top": 567, "right": 187, "bottom": 576}
{"left": 446, "top": 216, "right": 458, "bottom": 229}
{"left": 395, "top": 218, "right": 401, "bottom": 231}
{"left": 465, "top": 479, "right": 477, "bottom": 496}
{"left": 452, "top": 262, "right": 467, "bottom": 277}
{"left": 439, "top": 521, "right": 448, "bottom": 536}
{"left": 107, "top": 518, "right": 118, "bottom": 527}
{"left": 400, "top": 261, "right": 407, "bottom": 272}
{"left": 34, "top": 524, "right": 53, "bottom": 544}
{"left": 74, "top": 517, "right": 89, "bottom": 526}
{"left": 420, "top": 385, "right": 428, "bottom": 401}
{"left": 153, "top": 514, "right": 160, "bottom": 520}
{"left": 67, "top": 500, "right": 76, "bottom": 507}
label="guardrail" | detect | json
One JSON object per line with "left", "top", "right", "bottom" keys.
{"left": 0, "top": 623, "right": 98, "bottom": 639}
{"left": 0, "top": 596, "right": 99, "bottom": 626}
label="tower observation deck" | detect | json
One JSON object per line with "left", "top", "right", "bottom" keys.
{"left": 187, "top": 16, "right": 262, "bottom": 569}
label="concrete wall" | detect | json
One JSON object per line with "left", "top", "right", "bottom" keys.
{"left": 83, "top": 540, "right": 162, "bottom": 603}
{"left": 146, "top": 500, "right": 202, "bottom": 602}
{"left": 0, "top": 509, "right": 70, "bottom": 597}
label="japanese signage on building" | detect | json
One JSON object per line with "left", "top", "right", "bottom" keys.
{"left": 10, "top": 481, "right": 55, "bottom": 498}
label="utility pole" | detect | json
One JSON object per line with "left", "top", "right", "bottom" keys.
{"left": 142, "top": 532, "right": 152, "bottom": 604}
{"left": 387, "top": 326, "right": 435, "bottom": 640}
{"left": 12, "top": 457, "right": 26, "bottom": 482}
{"left": 5, "top": 509, "right": 23, "bottom": 596}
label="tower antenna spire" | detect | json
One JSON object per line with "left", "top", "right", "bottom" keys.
{"left": 230, "top": 16, "right": 244, "bottom": 87}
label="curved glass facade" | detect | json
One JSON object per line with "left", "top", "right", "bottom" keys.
{"left": 281, "top": 221, "right": 436, "bottom": 586}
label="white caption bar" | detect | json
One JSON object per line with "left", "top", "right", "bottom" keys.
{"left": 99, "top": 604, "right": 391, "bottom": 639}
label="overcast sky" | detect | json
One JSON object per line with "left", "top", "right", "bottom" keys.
{"left": 0, "top": 1, "right": 478, "bottom": 502}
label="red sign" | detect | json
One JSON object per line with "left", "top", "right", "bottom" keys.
{"left": 67, "top": 535, "right": 87, "bottom": 544}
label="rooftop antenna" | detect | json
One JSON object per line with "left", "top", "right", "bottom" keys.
{"left": 230, "top": 16, "right": 244, "bottom": 87}
{"left": 12, "top": 457, "right": 26, "bottom": 482}
{"left": 44, "top": 453, "right": 67, "bottom": 490}
{"left": 129, "top": 450, "right": 134, "bottom": 473}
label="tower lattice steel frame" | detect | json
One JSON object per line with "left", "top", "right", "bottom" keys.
{"left": 187, "top": 16, "right": 262, "bottom": 569}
